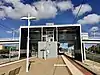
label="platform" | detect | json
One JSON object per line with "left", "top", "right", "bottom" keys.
{"left": 0, "top": 56, "right": 71, "bottom": 75}
{"left": 0, "top": 55, "right": 94, "bottom": 75}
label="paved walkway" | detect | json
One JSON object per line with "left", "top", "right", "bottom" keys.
{"left": 0, "top": 56, "right": 71, "bottom": 75}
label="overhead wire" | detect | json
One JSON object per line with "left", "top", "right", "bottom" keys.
{"left": 72, "top": 0, "right": 85, "bottom": 24}
{"left": 0, "top": 22, "right": 12, "bottom": 30}
{"left": 0, "top": 22, "right": 16, "bottom": 39}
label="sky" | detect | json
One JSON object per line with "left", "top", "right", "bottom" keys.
{"left": 85, "top": 43, "right": 97, "bottom": 49}
{"left": 0, "top": 0, "right": 100, "bottom": 39}
{"left": 60, "top": 43, "right": 68, "bottom": 49}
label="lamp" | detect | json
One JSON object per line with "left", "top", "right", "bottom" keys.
{"left": 21, "top": 13, "right": 36, "bottom": 72}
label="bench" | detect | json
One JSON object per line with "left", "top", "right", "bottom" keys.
{"left": 1, "top": 73, "right": 5, "bottom": 75}
{"left": 8, "top": 66, "right": 21, "bottom": 75}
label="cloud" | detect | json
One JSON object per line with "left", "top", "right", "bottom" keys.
{"left": 0, "top": 1, "right": 5, "bottom": 19}
{"left": 89, "top": 27, "right": 100, "bottom": 38}
{"left": 1, "top": 2, "right": 37, "bottom": 19}
{"left": 4, "top": 0, "right": 20, "bottom": 3}
{"left": 57, "top": 1, "right": 73, "bottom": 11}
{"left": 6, "top": 30, "right": 12, "bottom": 33}
{"left": 3, "top": 6, "right": 22, "bottom": 19}
{"left": 0, "top": 10, "right": 6, "bottom": 19}
{"left": 0, "top": 0, "right": 74, "bottom": 20}
{"left": 90, "top": 26, "right": 99, "bottom": 32}
{"left": 78, "top": 14, "right": 100, "bottom": 24}
{"left": 73, "top": 4, "right": 92, "bottom": 16}
{"left": 34, "top": 1, "right": 57, "bottom": 19}
{"left": 1, "top": 0, "right": 57, "bottom": 19}
{"left": 0, "top": 1, "right": 3, "bottom": 5}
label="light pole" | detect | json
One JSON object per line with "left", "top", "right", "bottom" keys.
{"left": 12, "top": 29, "right": 15, "bottom": 40}
{"left": 91, "top": 28, "right": 97, "bottom": 38}
{"left": 91, "top": 29, "right": 96, "bottom": 68}
{"left": 21, "top": 14, "right": 36, "bottom": 72}
{"left": 93, "top": 30, "right": 96, "bottom": 38}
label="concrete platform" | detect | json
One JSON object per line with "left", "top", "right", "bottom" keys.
{"left": 61, "top": 55, "right": 84, "bottom": 75}
{"left": 0, "top": 56, "right": 71, "bottom": 75}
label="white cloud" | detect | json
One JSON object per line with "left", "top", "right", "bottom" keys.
{"left": 0, "top": 0, "right": 74, "bottom": 19}
{"left": 0, "top": 10, "right": 6, "bottom": 19}
{"left": 90, "top": 26, "right": 99, "bottom": 32}
{"left": 89, "top": 27, "right": 100, "bottom": 38}
{"left": 6, "top": 30, "right": 12, "bottom": 33}
{"left": 2, "top": 2, "right": 37, "bottom": 19}
{"left": 0, "top": 1, "right": 5, "bottom": 19}
{"left": 2, "top": 0, "right": 57, "bottom": 19}
{"left": 34, "top": 1, "right": 57, "bottom": 19}
{"left": 78, "top": 14, "right": 100, "bottom": 24}
{"left": 13, "top": 2, "right": 37, "bottom": 18}
{"left": 4, "top": 0, "right": 20, "bottom": 3}
{"left": 0, "top": 1, "right": 3, "bottom": 5}
{"left": 57, "top": 1, "right": 73, "bottom": 11}
{"left": 3, "top": 6, "right": 22, "bottom": 19}
{"left": 73, "top": 4, "right": 92, "bottom": 16}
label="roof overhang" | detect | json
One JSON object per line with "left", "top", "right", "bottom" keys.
{"left": 20, "top": 24, "right": 81, "bottom": 28}
{"left": 82, "top": 39, "right": 100, "bottom": 43}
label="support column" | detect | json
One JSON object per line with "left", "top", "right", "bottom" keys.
{"left": 56, "top": 27, "right": 58, "bottom": 42}
{"left": 18, "top": 27, "right": 21, "bottom": 60}
{"left": 41, "top": 27, "right": 43, "bottom": 41}
{"left": 83, "top": 43, "right": 86, "bottom": 60}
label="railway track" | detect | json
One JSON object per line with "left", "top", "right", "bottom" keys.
{"left": 61, "top": 54, "right": 96, "bottom": 75}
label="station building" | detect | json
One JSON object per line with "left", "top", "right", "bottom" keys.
{"left": 19, "top": 24, "right": 83, "bottom": 61}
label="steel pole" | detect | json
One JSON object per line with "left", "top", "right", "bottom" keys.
{"left": 26, "top": 14, "right": 30, "bottom": 72}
